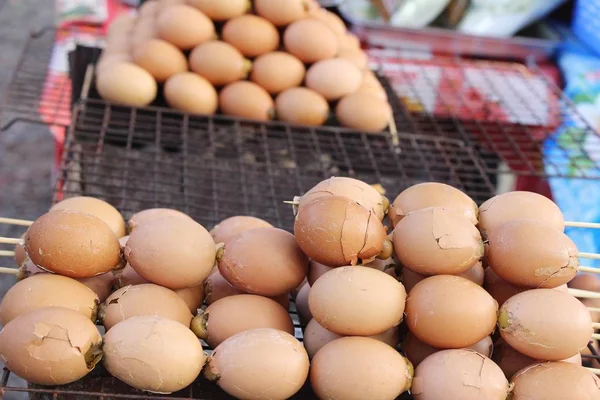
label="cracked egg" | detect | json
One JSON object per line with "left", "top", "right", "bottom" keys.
{"left": 209, "top": 215, "right": 273, "bottom": 244}
{"left": 50, "top": 196, "right": 126, "bottom": 238}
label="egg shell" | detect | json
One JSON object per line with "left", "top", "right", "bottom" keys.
{"left": 251, "top": 51, "right": 305, "bottom": 94}
{"left": 355, "top": 82, "right": 388, "bottom": 101}
{"left": 100, "top": 284, "right": 192, "bottom": 330}
{"left": 187, "top": 0, "right": 249, "bottom": 21}
{"left": 336, "top": 92, "right": 392, "bottom": 132}
{"left": 96, "top": 53, "right": 133, "bottom": 76}
{"left": 164, "top": 72, "right": 218, "bottom": 115}
{"left": 487, "top": 220, "right": 578, "bottom": 288}
{"left": 310, "top": 336, "right": 411, "bottom": 400}
{"left": 103, "top": 36, "right": 131, "bottom": 54}
{"left": 189, "top": 40, "right": 251, "bottom": 86}
{"left": 307, "top": 260, "right": 333, "bottom": 286}
{"left": 96, "top": 62, "right": 157, "bottom": 107}
{"left": 402, "top": 332, "right": 493, "bottom": 368}
{"left": 303, "top": 318, "right": 398, "bottom": 359}
{"left": 25, "top": 210, "right": 122, "bottom": 278}
{"left": 393, "top": 207, "right": 483, "bottom": 276}
{"left": 254, "top": 0, "right": 307, "bottom": 26}
{"left": 219, "top": 81, "right": 275, "bottom": 121}
{"left": 205, "top": 328, "right": 309, "bottom": 399}
{"left": 337, "top": 48, "right": 368, "bottom": 69}
{"left": 210, "top": 215, "right": 273, "bottom": 244}
{"left": 133, "top": 39, "right": 188, "bottom": 82}
{"left": 218, "top": 227, "right": 308, "bottom": 296}
{"left": 107, "top": 13, "right": 137, "bottom": 37}
{"left": 174, "top": 284, "right": 205, "bottom": 314}
{"left": 157, "top": 0, "right": 186, "bottom": 10}
{"left": 0, "top": 307, "right": 102, "bottom": 386}
{"left": 103, "top": 315, "right": 206, "bottom": 393}
{"left": 305, "top": 58, "right": 363, "bottom": 101}
{"left": 406, "top": 275, "right": 498, "bottom": 348}
{"left": 295, "top": 283, "right": 312, "bottom": 325}
{"left": 511, "top": 362, "right": 600, "bottom": 400}
{"left": 116, "top": 263, "right": 148, "bottom": 287}
{"left": 309, "top": 8, "right": 347, "bottom": 36}
{"left": 139, "top": 0, "right": 159, "bottom": 17}
{"left": 222, "top": 15, "right": 280, "bottom": 58}
{"left": 499, "top": 288, "right": 593, "bottom": 360}
{"left": 478, "top": 191, "right": 564, "bottom": 236}
{"left": 127, "top": 208, "right": 193, "bottom": 232}
{"left": 204, "top": 270, "right": 289, "bottom": 308}
{"left": 284, "top": 18, "right": 338, "bottom": 63}
{"left": 389, "top": 182, "right": 478, "bottom": 227}
{"left": 275, "top": 87, "right": 330, "bottom": 127}
{"left": 78, "top": 273, "right": 115, "bottom": 303}
{"left": 50, "top": 196, "right": 126, "bottom": 238}
{"left": 156, "top": 4, "right": 215, "bottom": 50}
{"left": 412, "top": 349, "right": 509, "bottom": 400}
{"left": 125, "top": 216, "right": 216, "bottom": 289}
{"left": 14, "top": 232, "right": 26, "bottom": 266}
{"left": 195, "top": 294, "right": 294, "bottom": 348}
{"left": 295, "top": 196, "right": 386, "bottom": 266}
{"left": 569, "top": 272, "right": 600, "bottom": 292}
{"left": 0, "top": 274, "right": 99, "bottom": 325}
{"left": 309, "top": 266, "right": 406, "bottom": 335}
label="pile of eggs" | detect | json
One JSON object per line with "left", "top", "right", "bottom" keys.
{"left": 1, "top": 178, "right": 599, "bottom": 400}
{"left": 96, "top": 0, "right": 392, "bottom": 133}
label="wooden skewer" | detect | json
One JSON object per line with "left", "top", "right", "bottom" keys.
{"left": 0, "top": 250, "right": 15, "bottom": 257}
{"left": 0, "top": 217, "right": 32, "bottom": 227}
{"left": 579, "top": 266, "right": 600, "bottom": 274}
{"left": 579, "top": 253, "right": 600, "bottom": 261}
{"left": 593, "top": 333, "right": 600, "bottom": 341}
{"left": 588, "top": 367, "right": 600, "bottom": 376}
{"left": 565, "top": 221, "right": 600, "bottom": 229}
{"left": 568, "top": 288, "right": 600, "bottom": 299}
{"left": 593, "top": 322, "right": 600, "bottom": 329}
{"left": 0, "top": 237, "right": 23, "bottom": 245}
{"left": 588, "top": 307, "right": 600, "bottom": 313}
{"left": 0, "top": 267, "right": 19, "bottom": 275}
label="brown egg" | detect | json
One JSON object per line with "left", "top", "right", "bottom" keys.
{"left": 96, "top": 62, "right": 157, "bottom": 107}
{"left": 254, "top": 0, "right": 306, "bottom": 26}
{"left": 116, "top": 263, "right": 148, "bottom": 287}
{"left": 0, "top": 274, "right": 99, "bottom": 325}
{"left": 393, "top": 207, "right": 483, "bottom": 276}
{"left": 187, "top": 0, "right": 249, "bottom": 21}
{"left": 78, "top": 273, "right": 115, "bottom": 303}
{"left": 356, "top": 78, "right": 388, "bottom": 101}
{"left": 219, "top": 81, "right": 275, "bottom": 121}
{"left": 157, "top": 0, "right": 186, "bottom": 10}
{"left": 307, "top": 260, "right": 333, "bottom": 286}
{"left": 130, "top": 19, "right": 158, "bottom": 49}
{"left": 284, "top": 18, "right": 338, "bottom": 63}
{"left": 275, "top": 87, "right": 330, "bottom": 126}
{"left": 291, "top": 277, "right": 307, "bottom": 300}
{"left": 222, "top": 15, "right": 279, "bottom": 58}
{"left": 311, "top": 336, "right": 411, "bottom": 400}
{"left": 0, "top": 307, "right": 102, "bottom": 386}
{"left": 412, "top": 349, "right": 509, "bottom": 400}
{"left": 192, "top": 294, "right": 293, "bottom": 347}
{"left": 125, "top": 216, "right": 216, "bottom": 289}
{"left": 511, "top": 362, "right": 600, "bottom": 400}
{"left": 25, "top": 210, "right": 121, "bottom": 278}
{"left": 132, "top": 39, "right": 187, "bottom": 82}
{"left": 305, "top": 59, "right": 362, "bottom": 101}
{"left": 104, "top": 35, "right": 132, "bottom": 55}
{"left": 294, "top": 196, "right": 387, "bottom": 266}
{"left": 50, "top": 196, "right": 126, "bottom": 238}
{"left": 100, "top": 284, "right": 193, "bottom": 330}
{"left": 478, "top": 191, "right": 564, "bottom": 237}
{"left": 139, "top": 0, "right": 159, "bottom": 17}
{"left": 569, "top": 272, "right": 600, "bottom": 292}
{"left": 96, "top": 54, "right": 133, "bottom": 76}
{"left": 13, "top": 232, "right": 26, "bottom": 266}
{"left": 251, "top": 52, "right": 305, "bottom": 94}
{"left": 164, "top": 72, "right": 218, "bottom": 115}
{"left": 389, "top": 182, "right": 478, "bottom": 227}
{"left": 499, "top": 289, "right": 592, "bottom": 360}
{"left": 406, "top": 275, "right": 498, "bottom": 348}
{"left": 401, "top": 263, "right": 484, "bottom": 293}
{"left": 218, "top": 227, "right": 308, "bottom": 296}
{"left": 189, "top": 40, "right": 251, "bottom": 86}
{"left": 128, "top": 208, "right": 192, "bottom": 232}
{"left": 204, "top": 328, "right": 309, "bottom": 399}
{"left": 487, "top": 220, "right": 578, "bottom": 288}
{"left": 174, "top": 284, "right": 205, "bottom": 314}
{"left": 156, "top": 5, "right": 215, "bottom": 50}
{"left": 107, "top": 13, "right": 137, "bottom": 38}
{"left": 402, "top": 332, "right": 493, "bottom": 368}
{"left": 337, "top": 48, "right": 368, "bottom": 69}
{"left": 295, "top": 282, "right": 311, "bottom": 325}
{"left": 309, "top": 266, "right": 406, "bottom": 336}
{"left": 336, "top": 92, "right": 392, "bottom": 132}
{"left": 210, "top": 215, "right": 273, "bottom": 244}
{"left": 457, "top": 261, "right": 485, "bottom": 286}
{"left": 309, "top": 8, "right": 347, "bottom": 36}
{"left": 484, "top": 267, "right": 524, "bottom": 306}
{"left": 103, "top": 316, "right": 206, "bottom": 393}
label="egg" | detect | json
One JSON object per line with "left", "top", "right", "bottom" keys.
{"left": 164, "top": 72, "right": 218, "bottom": 114}
{"left": 187, "top": 0, "right": 249, "bottom": 21}
{"left": 107, "top": 13, "right": 137, "bottom": 38}
{"left": 393, "top": 207, "right": 483, "bottom": 276}
{"left": 511, "top": 362, "right": 600, "bottom": 399}
{"left": 305, "top": 59, "right": 362, "bottom": 101}
{"left": 487, "top": 220, "right": 578, "bottom": 288}
{"left": 130, "top": 19, "right": 158, "bottom": 49}
{"left": 499, "top": 288, "right": 593, "bottom": 360}
{"left": 0, "top": 307, "right": 102, "bottom": 385}
{"left": 132, "top": 39, "right": 187, "bottom": 82}
{"left": 309, "top": 8, "right": 347, "bottom": 36}
{"left": 218, "top": 227, "right": 308, "bottom": 296}
{"left": 400, "top": 262, "right": 483, "bottom": 292}
{"left": 295, "top": 282, "right": 311, "bottom": 325}
{"left": 254, "top": 0, "right": 306, "bottom": 26}
{"left": 402, "top": 332, "right": 493, "bottom": 368}
{"left": 189, "top": 40, "right": 251, "bottom": 86}
{"left": 275, "top": 87, "right": 329, "bottom": 127}
{"left": 389, "top": 182, "right": 478, "bottom": 227}
{"left": 204, "top": 270, "right": 289, "bottom": 308}
{"left": 355, "top": 78, "right": 388, "bottom": 101}
{"left": 569, "top": 272, "right": 600, "bottom": 292}
{"left": 307, "top": 260, "right": 333, "bottom": 286}
{"left": 284, "top": 18, "right": 338, "bottom": 63}
{"left": 294, "top": 196, "right": 387, "bottom": 266}
{"left": 139, "top": 0, "right": 159, "bottom": 17}
{"left": 204, "top": 328, "right": 309, "bottom": 399}
{"left": 103, "top": 316, "right": 206, "bottom": 393}
{"left": 309, "top": 266, "right": 406, "bottom": 335}
{"left": 303, "top": 318, "right": 398, "bottom": 359}
{"left": 156, "top": 4, "right": 215, "bottom": 50}
{"left": 210, "top": 215, "right": 273, "bottom": 244}
{"left": 412, "top": 349, "right": 509, "bottom": 400}
{"left": 127, "top": 208, "right": 193, "bottom": 232}
{"left": 192, "top": 294, "right": 293, "bottom": 348}
{"left": 25, "top": 210, "right": 122, "bottom": 278}
{"left": 125, "top": 216, "right": 216, "bottom": 289}
{"left": 174, "top": 284, "right": 205, "bottom": 314}
{"left": 13, "top": 232, "right": 26, "bottom": 266}
{"left": 104, "top": 35, "right": 132, "bottom": 55}
{"left": 250, "top": 52, "right": 305, "bottom": 95}
{"left": 478, "top": 191, "right": 564, "bottom": 236}
{"left": 311, "top": 336, "right": 411, "bottom": 400}
{"left": 77, "top": 273, "right": 115, "bottom": 303}
{"left": 157, "top": 0, "right": 186, "bottom": 10}
{"left": 50, "top": 196, "right": 126, "bottom": 237}
{"left": 222, "top": 15, "right": 280, "bottom": 57}
{"left": 219, "top": 81, "right": 275, "bottom": 121}
{"left": 96, "top": 62, "right": 157, "bottom": 107}
{"left": 337, "top": 47, "right": 369, "bottom": 69}
{"left": 336, "top": 92, "right": 392, "bottom": 132}
{"left": 406, "top": 275, "right": 498, "bottom": 348}
{"left": 96, "top": 53, "right": 133, "bottom": 77}
{"left": 100, "top": 284, "right": 192, "bottom": 330}
{"left": 115, "top": 263, "right": 148, "bottom": 287}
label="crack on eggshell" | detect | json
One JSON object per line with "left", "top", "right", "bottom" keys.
{"left": 431, "top": 208, "right": 471, "bottom": 250}
{"left": 340, "top": 201, "right": 359, "bottom": 266}
{"left": 356, "top": 210, "right": 372, "bottom": 264}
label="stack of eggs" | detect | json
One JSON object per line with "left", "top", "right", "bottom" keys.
{"left": 96, "top": 0, "right": 393, "bottom": 132}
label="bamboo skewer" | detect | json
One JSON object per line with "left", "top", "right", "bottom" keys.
{"left": 569, "top": 288, "right": 600, "bottom": 299}
{"left": 588, "top": 367, "right": 600, "bottom": 376}
{"left": 0, "top": 237, "right": 23, "bottom": 245}
{"left": 588, "top": 307, "right": 600, "bottom": 313}
{"left": 0, "top": 267, "right": 19, "bottom": 275}
{"left": 593, "top": 322, "right": 600, "bottom": 329}
{"left": 593, "top": 333, "right": 600, "bottom": 341}
{"left": 0, "top": 250, "right": 15, "bottom": 257}
{"left": 0, "top": 217, "right": 32, "bottom": 226}
{"left": 565, "top": 221, "right": 600, "bottom": 229}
